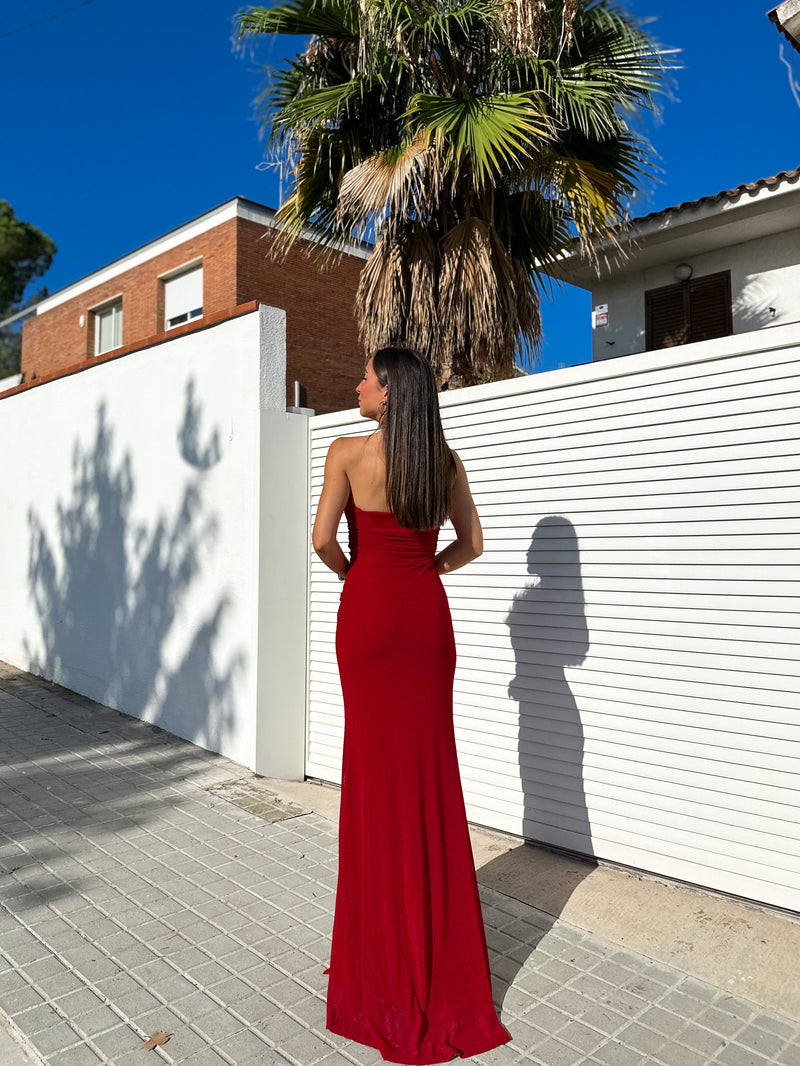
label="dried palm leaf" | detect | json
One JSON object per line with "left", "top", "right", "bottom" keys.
{"left": 337, "top": 133, "right": 432, "bottom": 228}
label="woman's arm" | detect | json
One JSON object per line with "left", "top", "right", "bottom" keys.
{"left": 312, "top": 438, "right": 352, "bottom": 579}
{"left": 435, "top": 453, "right": 483, "bottom": 575}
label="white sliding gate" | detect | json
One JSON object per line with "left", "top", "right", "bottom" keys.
{"left": 306, "top": 325, "right": 800, "bottom": 913}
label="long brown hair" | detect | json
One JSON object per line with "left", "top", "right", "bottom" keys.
{"left": 372, "top": 347, "right": 457, "bottom": 530}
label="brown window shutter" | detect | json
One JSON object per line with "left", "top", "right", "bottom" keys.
{"left": 645, "top": 271, "right": 732, "bottom": 351}
{"left": 646, "top": 285, "right": 689, "bottom": 349}
{"left": 688, "top": 272, "right": 732, "bottom": 342}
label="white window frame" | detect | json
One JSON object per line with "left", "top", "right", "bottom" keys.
{"left": 93, "top": 297, "right": 123, "bottom": 356}
{"left": 162, "top": 260, "right": 203, "bottom": 331}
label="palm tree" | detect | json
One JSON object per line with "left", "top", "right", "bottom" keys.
{"left": 238, "top": 0, "right": 667, "bottom": 387}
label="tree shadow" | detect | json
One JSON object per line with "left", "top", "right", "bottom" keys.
{"left": 178, "top": 379, "right": 222, "bottom": 469}
{"left": 733, "top": 280, "right": 784, "bottom": 334}
{"left": 24, "top": 385, "right": 245, "bottom": 758}
{"left": 478, "top": 516, "right": 593, "bottom": 1003}
{"left": 0, "top": 665, "right": 246, "bottom": 911}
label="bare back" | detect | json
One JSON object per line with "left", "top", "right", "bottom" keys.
{"left": 339, "top": 433, "right": 390, "bottom": 512}
{"left": 312, "top": 431, "right": 482, "bottom": 577}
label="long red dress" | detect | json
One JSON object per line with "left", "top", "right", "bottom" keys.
{"left": 326, "top": 501, "right": 510, "bottom": 1065}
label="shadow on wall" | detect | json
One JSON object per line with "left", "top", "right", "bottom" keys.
{"left": 24, "top": 382, "right": 245, "bottom": 756}
{"left": 733, "top": 279, "right": 783, "bottom": 332}
{"left": 178, "top": 378, "right": 223, "bottom": 470}
{"left": 473, "top": 518, "right": 593, "bottom": 1011}
{"left": 506, "top": 517, "right": 591, "bottom": 858}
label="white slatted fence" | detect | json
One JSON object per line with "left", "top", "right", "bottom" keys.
{"left": 306, "top": 327, "right": 800, "bottom": 912}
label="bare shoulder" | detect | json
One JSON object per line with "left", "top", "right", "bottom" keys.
{"left": 451, "top": 450, "right": 466, "bottom": 473}
{"left": 449, "top": 450, "right": 476, "bottom": 505}
{"left": 450, "top": 450, "right": 468, "bottom": 483}
{"left": 331, "top": 435, "right": 369, "bottom": 450}
{"left": 330, "top": 434, "right": 379, "bottom": 464}
{"left": 326, "top": 436, "right": 362, "bottom": 462}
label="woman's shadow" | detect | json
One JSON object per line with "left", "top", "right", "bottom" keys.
{"left": 477, "top": 516, "right": 594, "bottom": 1002}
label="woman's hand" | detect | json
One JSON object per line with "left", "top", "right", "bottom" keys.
{"left": 434, "top": 454, "right": 483, "bottom": 575}
{"left": 312, "top": 438, "right": 352, "bottom": 579}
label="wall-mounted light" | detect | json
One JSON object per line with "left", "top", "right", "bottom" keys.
{"left": 674, "top": 263, "right": 693, "bottom": 282}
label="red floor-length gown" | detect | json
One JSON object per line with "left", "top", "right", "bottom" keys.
{"left": 326, "top": 500, "right": 510, "bottom": 1065}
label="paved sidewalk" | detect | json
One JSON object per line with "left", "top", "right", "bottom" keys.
{"left": 1, "top": 1007, "right": 45, "bottom": 1065}
{"left": 1, "top": 664, "right": 799, "bottom": 1066}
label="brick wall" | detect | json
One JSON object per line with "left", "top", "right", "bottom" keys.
{"left": 21, "top": 208, "right": 367, "bottom": 416}
{"left": 236, "top": 219, "right": 365, "bottom": 415}
{"left": 22, "top": 220, "right": 238, "bottom": 383}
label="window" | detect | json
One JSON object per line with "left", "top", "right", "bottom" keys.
{"left": 94, "top": 299, "right": 123, "bottom": 355}
{"left": 645, "top": 271, "right": 732, "bottom": 350}
{"left": 164, "top": 263, "right": 203, "bottom": 330}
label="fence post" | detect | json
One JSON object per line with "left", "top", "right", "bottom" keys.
{"left": 254, "top": 305, "right": 309, "bottom": 779}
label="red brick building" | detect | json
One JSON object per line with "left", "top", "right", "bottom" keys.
{"left": 20, "top": 198, "right": 369, "bottom": 414}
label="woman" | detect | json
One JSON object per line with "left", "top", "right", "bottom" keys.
{"left": 312, "top": 348, "right": 510, "bottom": 1065}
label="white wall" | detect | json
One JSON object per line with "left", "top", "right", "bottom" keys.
{"left": 0, "top": 373, "right": 21, "bottom": 393}
{"left": 0, "top": 305, "right": 308, "bottom": 776}
{"left": 307, "top": 324, "right": 800, "bottom": 912}
{"left": 255, "top": 408, "right": 311, "bottom": 779}
{"left": 591, "top": 226, "right": 800, "bottom": 360}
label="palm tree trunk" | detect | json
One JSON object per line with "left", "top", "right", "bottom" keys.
{"left": 437, "top": 347, "right": 481, "bottom": 390}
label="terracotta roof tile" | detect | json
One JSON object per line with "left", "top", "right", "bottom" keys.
{"left": 768, "top": 4, "right": 800, "bottom": 56}
{"left": 628, "top": 165, "right": 800, "bottom": 229}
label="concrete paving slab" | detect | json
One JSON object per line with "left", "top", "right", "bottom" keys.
{"left": 275, "top": 781, "right": 800, "bottom": 1023}
{"left": 2, "top": 662, "right": 800, "bottom": 1066}
{"left": 0, "top": 1010, "right": 46, "bottom": 1065}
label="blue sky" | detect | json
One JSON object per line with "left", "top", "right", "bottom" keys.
{"left": 1, "top": 0, "right": 798, "bottom": 374}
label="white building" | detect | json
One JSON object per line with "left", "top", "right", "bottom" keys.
{"left": 554, "top": 166, "right": 800, "bottom": 363}
{"left": 769, "top": 0, "right": 800, "bottom": 53}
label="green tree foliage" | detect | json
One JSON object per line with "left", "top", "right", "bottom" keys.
{"left": 0, "top": 201, "right": 56, "bottom": 378}
{"left": 238, "top": 0, "right": 668, "bottom": 385}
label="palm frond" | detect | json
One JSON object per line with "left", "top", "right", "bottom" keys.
{"left": 237, "top": 0, "right": 359, "bottom": 41}
{"left": 403, "top": 229, "right": 440, "bottom": 356}
{"left": 407, "top": 91, "right": 552, "bottom": 186}
{"left": 337, "top": 134, "right": 436, "bottom": 227}
{"left": 356, "top": 221, "right": 410, "bottom": 351}
{"left": 276, "top": 78, "right": 372, "bottom": 131}
{"left": 269, "top": 126, "right": 355, "bottom": 255}
{"left": 437, "top": 217, "right": 537, "bottom": 381}
{"left": 239, "top": 0, "right": 671, "bottom": 383}
{"left": 493, "top": 189, "right": 573, "bottom": 275}
{"left": 358, "top": 0, "right": 503, "bottom": 56}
